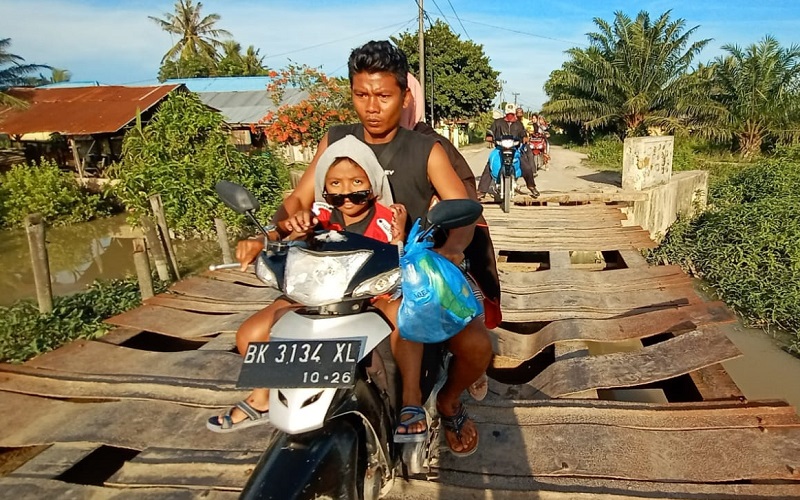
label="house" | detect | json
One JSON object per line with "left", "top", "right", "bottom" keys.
{"left": 0, "top": 84, "right": 182, "bottom": 176}
{"left": 164, "top": 77, "right": 308, "bottom": 151}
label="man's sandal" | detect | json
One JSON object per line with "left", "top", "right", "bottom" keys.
{"left": 439, "top": 402, "right": 479, "bottom": 457}
{"left": 393, "top": 405, "right": 430, "bottom": 443}
{"left": 206, "top": 400, "right": 270, "bottom": 433}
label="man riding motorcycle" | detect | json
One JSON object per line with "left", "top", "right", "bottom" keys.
{"left": 476, "top": 103, "right": 539, "bottom": 199}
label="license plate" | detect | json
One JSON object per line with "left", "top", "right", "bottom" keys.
{"left": 237, "top": 340, "right": 361, "bottom": 389}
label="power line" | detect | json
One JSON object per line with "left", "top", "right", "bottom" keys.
{"left": 445, "top": 0, "right": 470, "bottom": 39}
{"left": 263, "top": 18, "right": 416, "bottom": 60}
{"left": 326, "top": 17, "right": 417, "bottom": 77}
{"left": 459, "top": 18, "right": 587, "bottom": 47}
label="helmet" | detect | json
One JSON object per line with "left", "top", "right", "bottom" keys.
{"left": 504, "top": 103, "right": 515, "bottom": 115}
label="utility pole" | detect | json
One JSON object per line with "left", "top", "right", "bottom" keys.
{"left": 418, "top": 0, "right": 425, "bottom": 121}
{"left": 512, "top": 92, "right": 520, "bottom": 105}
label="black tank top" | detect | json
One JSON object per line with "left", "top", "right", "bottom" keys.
{"left": 328, "top": 124, "right": 437, "bottom": 231}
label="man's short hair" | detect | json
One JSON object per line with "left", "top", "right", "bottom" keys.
{"left": 348, "top": 40, "right": 409, "bottom": 90}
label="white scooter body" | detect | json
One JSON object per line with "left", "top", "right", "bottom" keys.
{"left": 267, "top": 309, "right": 393, "bottom": 434}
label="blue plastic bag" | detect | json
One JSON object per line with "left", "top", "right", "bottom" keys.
{"left": 397, "top": 219, "right": 483, "bottom": 343}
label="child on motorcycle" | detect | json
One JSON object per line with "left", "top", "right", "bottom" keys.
{"left": 208, "top": 135, "right": 429, "bottom": 439}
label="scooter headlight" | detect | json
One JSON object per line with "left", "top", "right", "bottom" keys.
{"left": 352, "top": 268, "right": 401, "bottom": 298}
{"left": 284, "top": 247, "right": 372, "bottom": 306}
{"left": 499, "top": 138, "right": 516, "bottom": 148}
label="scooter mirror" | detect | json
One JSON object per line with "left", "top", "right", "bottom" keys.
{"left": 427, "top": 199, "right": 482, "bottom": 230}
{"left": 215, "top": 180, "right": 260, "bottom": 214}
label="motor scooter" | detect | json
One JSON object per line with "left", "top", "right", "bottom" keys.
{"left": 489, "top": 135, "right": 522, "bottom": 213}
{"left": 213, "top": 181, "right": 482, "bottom": 499}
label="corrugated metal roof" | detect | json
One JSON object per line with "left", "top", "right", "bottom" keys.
{"left": 165, "top": 76, "right": 272, "bottom": 92}
{"left": 0, "top": 85, "right": 181, "bottom": 136}
{"left": 196, "top": 88, "right": 309, "bottom": 125}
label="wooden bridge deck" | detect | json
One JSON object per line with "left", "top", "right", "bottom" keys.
{"left": 1, "top": 202, "right": 799, "bottom": 499}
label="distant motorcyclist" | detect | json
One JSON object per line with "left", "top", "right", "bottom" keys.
{"left": 477, "top": 103, "right": 539, "bottom": 199}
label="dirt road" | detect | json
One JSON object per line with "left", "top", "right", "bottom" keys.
{"left": 459, "top": 142, "right": 623, "bottom": 194}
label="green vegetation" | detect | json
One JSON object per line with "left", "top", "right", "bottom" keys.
{"left": 0, "top": 158, "right": 113, "bottom": 229}
{"left": 393, "top": 20, "right": 500, "bottom": 120}
{"left": 542, "top": 11, "right": 800, "bottom": 159}
{"left": 0, "top": 37, "right": 50, "bottom": 106}
{"left": 109, "top": 92, "right": 289, "bottom": 237}
{"left": 647, "top": 146, "right": 800, "bottom": 350}
{"left": 150, "top": 0, "right": 268, "bottom": 80}
{"left": 0, "top": 278, "right": 166, "bottom": 363}
{"left": 542, "top": 10, "right": 718, "bottom": 138}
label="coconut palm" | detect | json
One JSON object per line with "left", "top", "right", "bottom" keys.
{"left": 542, "top": 10, "right": 722, "bottom": 137}
{"left": 149, "top": 0, "right": 231, "bottom": 63}
{"left": 0, "top": 38, "right": 49, "bottom": 106}
{"left": 710, "top": 36, "right": 800, "bottom": 157}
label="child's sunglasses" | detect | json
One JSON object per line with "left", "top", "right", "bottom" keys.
{"left": 323, "top": 189, "right": 373, "bottom": 207}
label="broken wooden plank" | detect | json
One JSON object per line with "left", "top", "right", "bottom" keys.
{"left": 618, "top": 249, "right": 651, "bottom": 268}
{"left": 689, "top": 363, "right": 746, "bottom": 400}
{"left": 106, "top": 305, "right": 250, "bottom": 338}
{"left": 169, "top": 277, "right": 278, "bottom": 303}
{"left": 493, "top": 301, "right": 735, "bottom": 359}
{"left": 529, "top": 328, "right": 742, "bottom": 398}
{"left": 0, "top": 392, "right": 275, "bottom": 452}
{"left": 107, "top": 448, "right": 260, "bottom": 490}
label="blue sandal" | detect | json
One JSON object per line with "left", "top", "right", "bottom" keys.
{"left": 393, "top": 405, "right": 429, "bottom": 443}
{"left": 206, "top": 400, "right": 270, "bottom": 433}
{"left": 439, "top": 402, "right": 479, "bottom": 457}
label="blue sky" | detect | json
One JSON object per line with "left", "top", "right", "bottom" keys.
{"left": 2, "top": 0, "right": 799, "bottom": 110}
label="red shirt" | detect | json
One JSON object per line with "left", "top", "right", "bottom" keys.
{"left": 314, "top": 202, "right": 394, "bottom": 243}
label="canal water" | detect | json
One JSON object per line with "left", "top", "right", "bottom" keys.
{"left": 0, "top": 214, "right": 223, "bottom": 307}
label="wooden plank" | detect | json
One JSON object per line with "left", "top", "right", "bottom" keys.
{"left": 493, "top": 302, "right": 735, "bottom": 359}
{"left": 618, "top": 249, "right": 651, "bottom": 268}
{"left": 169, "top": 277, "right": 279, "bottom": 303}
{"left": 548, "top": 251, "right": 572, "bottom": 269}
{"left": 0, "top": 477, "right": 239, "bottom": 499}
{"left": 388, "top": 475, "right": 800, "bottom": 499}
{"left": 0, "top": 341, "right": 247, "bottom": 405}
{"left": 528, "top": 328, "right": 741, "bottom": 398}
{"left": 0, "top": 392, "right": 276, "bottom": 451}
{"left": 8, "top": 442, "right": 101, "bottom": 479}
{"left": 434, "top": 412, "right": 800, "bottom": 483}
{"left": 146, "top": 294, "right": 267, "bottom": 313}
{"left": 690, "top": 363, "right": 746, "bottom": 400}
{"left": 198, "top": 333, "right": 238, "bottom": 351}
{"left": 499, "top": 267, "right": 692, "bottom": 294}
{"left": 492, "top": 239, "right": 657, "bottom": 251}
{"left": 203, "top": 268, "right": 266, "bottom": 288}
{"left": 107, "top": 448, "right": 261, "bottom": 490}
{"left": 96, "top": 326, "right": 143, "bottom": 345}
{"left": 106, "top": 305, "right": 250, "bottom": 338}
{"left": 500, "top": 287, "right": 701, "bottom": 320}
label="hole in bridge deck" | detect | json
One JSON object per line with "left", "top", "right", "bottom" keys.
{"left": 497, "top": 250, "right": 550, "bottom": 271}
{"left": 568, "top": 250, "right": 628, "bottom": 270}
{"left": 488, "top": 345, "right": 555, "bottom": 385}
{"left": 56, "top": 445, "right": 140, "bottom": 486}
{"left": 120, "top": 331, "right": 208, "bottom": 352}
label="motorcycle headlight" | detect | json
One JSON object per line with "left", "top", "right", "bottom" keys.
{"left": 254, "top": 253, "right": 278, "bottom": 287}
{"left": 352, "top": 268, "right": 401, "bottom": 298}
{"left": 284, "top": 248, "right": 372, "bottom": 306}
{"left": 499, "top": 139, "right": 515, "bottom": 148}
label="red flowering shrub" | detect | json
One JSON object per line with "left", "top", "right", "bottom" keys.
{"left": 258, "top": 64, "right": 356, "bottom": 147}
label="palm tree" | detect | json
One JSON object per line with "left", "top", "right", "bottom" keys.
{"left": 149, "top": 0, "right": 231, "bottom": 63}
{"left": 710, "top": 36, "right": 800, "bottom": 157}
{"left": 542, "top": 10, "right": 721, "bottom": 137}
{"left": 241, "top": 45, "right": 267, "bottom": 76}
{"left": 49, "top": 68, "right": 71, "bottom": 83}
{"left": 0, "top": 38, "right": 49, "bottom": 106}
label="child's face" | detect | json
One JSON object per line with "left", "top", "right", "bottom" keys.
{"left": 324, "top": 158, "right": 375, "bottom": 218}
